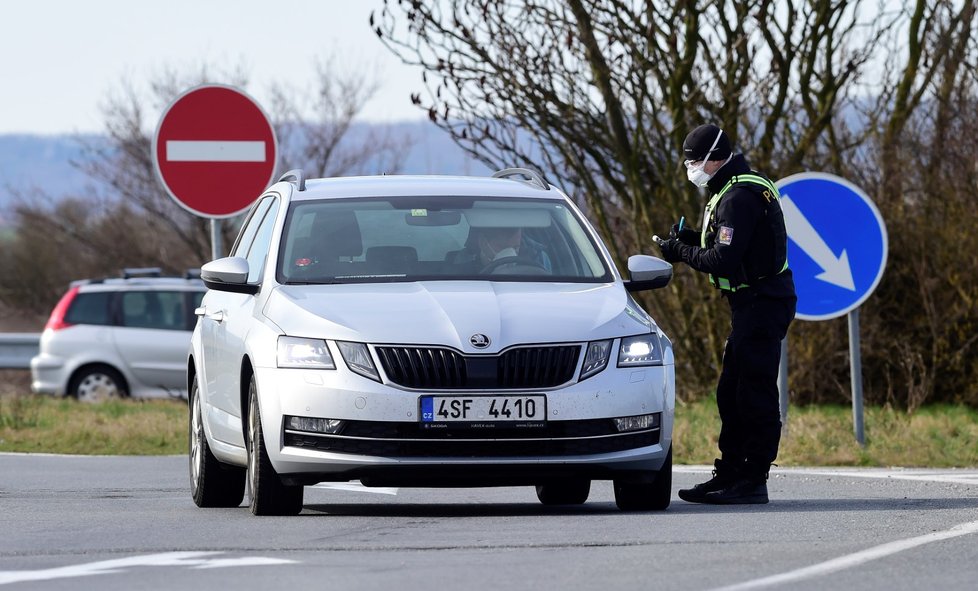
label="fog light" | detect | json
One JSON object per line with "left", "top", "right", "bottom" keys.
{"left": 286, "top": 415, "right": 345, "bottom": 434}
{"left": 613, "top": 413, "right": 660, "bottom": 432}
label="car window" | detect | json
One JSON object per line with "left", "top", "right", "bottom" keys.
{"left": 231, "top": 196, "right": 275, "bottom": 259}
{"left": 119, "top": 291, "right": 189, "bottom": 331}
{"left": 276, "top": 196, "right": 612, "bottom": 284}
{"left": 65, "top": 292, "right": 112, "bottom": 326}
{"left": 245, "top": 202, "right": 278, "bottom": 283}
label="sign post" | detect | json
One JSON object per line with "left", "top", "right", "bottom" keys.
{"left": 776, "top": 172, "right": 888, "bottom": 445}
{"left": 152, "top": 84, "right": 278, "bottom": 260}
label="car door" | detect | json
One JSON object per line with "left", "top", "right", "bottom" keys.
{"left": 199, "top": 195, "right": 278, "bottom": 446}
{"left": 112, "top": 289, "right": 194, "bottom": 395}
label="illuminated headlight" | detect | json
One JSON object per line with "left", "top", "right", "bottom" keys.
{"left": 286, "top": 415, "right": 345, "bottom": 434}
{"left": 580, "top": 339, "right": 612, "bottom": 381}
{"left": 617, "top": 334, "right": 664, "bottom": 367}
{"left": 613, "top": 413, "right": 661, "bottom": 432}
{"left": 337, "top": 341, "right": 381, "bottom": 382}
{"left": 277, "top": 336, "right": 335, "bottom": 369}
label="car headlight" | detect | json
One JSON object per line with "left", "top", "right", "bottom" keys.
{"left": 277, "top": 336, "right": 336, "bottom": 369}
{"left": 617, "top": 334, "right": 664, "bottom": 367}
{"left": 579, "top": 339, "right": 612, "bottom": 381}
{"left": 337, "top": 341, "right": 381, "bottom": 382}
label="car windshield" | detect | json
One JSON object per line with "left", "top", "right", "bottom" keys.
{"left": 276, "top": 195, "right": 612, "bottom": 284}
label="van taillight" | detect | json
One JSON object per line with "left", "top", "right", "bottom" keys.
{"left": 44, "top": 286, "right": 80, "bottom": 331}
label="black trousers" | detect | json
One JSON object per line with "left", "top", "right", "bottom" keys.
{"left": 716, "top": 295, "right": 796, "bottom": 477}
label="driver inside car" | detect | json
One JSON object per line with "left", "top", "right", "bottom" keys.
{"left": 479, "top": 226, "right": 522, "bottom": 263}
{"left": 448, "top": 226, "right": 552, "bottom": 274}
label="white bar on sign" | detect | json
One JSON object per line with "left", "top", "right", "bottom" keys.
{"left": 166, "top": 140, "right": 266, "bottom": 162}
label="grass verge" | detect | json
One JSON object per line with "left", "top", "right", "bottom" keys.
{"left": 674, "top": 395, "right": 978, "bottom": 468}
{"left": 0, "top": 394, "right": 187, "bottom": 455}
{"left": 2, "top": 391, "right": 976, "bottom": 466}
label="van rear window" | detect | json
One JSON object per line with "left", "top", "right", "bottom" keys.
{"left": 65, "top": 292, "right": 112, "bottom": 326}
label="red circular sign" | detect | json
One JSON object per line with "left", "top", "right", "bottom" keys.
{"left": 152, "top": 85, "right": 278, "bottom": 218}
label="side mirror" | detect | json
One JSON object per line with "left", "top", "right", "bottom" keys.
{"left": 623, "top": 255, "right": 672, "bottom": 292}
{"left": 200, "top": 257, "right": 259, "bottom": 295}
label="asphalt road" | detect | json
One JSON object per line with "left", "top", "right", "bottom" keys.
{"left": 1, "top": 453, "right": 977, "bottom": 590}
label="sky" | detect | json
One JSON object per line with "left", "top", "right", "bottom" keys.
{"left": 0, "top": 0, "right": 425, "bottom": 135}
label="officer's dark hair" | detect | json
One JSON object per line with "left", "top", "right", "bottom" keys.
{"left": 683, "top": 124, "right": 732, "bottom": 162}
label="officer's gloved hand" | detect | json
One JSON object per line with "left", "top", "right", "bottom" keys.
{"left": 671, "top": 223, "right": 700, "bottom": 246}
{"left": 653, "top": 235, "right": 682, "bottom": 263}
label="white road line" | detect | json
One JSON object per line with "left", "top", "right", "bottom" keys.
{"left": 709, "top": 519, "right": 978, "bottom": 591}
{"left": 0, "top": 552, "right": 296, "bottom": 586}
{"left": 165, "top": 140, "right": 266, "bottom": 162}
{"left": 675, "top": 466, "right": 978, "bottom": 486}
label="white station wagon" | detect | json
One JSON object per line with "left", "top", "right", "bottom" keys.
{"left": 189, "top": 168, "right": 676, "bottom": 515}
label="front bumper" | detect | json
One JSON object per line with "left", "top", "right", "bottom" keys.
{"left": 251, "top": 361, "right": 675, "bottom": 485}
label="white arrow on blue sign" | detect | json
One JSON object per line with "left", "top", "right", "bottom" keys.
{"left": 775, "top": 172, "right": 888, "bottom": 321}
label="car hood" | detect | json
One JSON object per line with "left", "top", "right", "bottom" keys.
{"left": 264, "top": 281, "right": 654, "bottom": 353}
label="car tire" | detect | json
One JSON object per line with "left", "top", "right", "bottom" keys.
{"left": 613, "top": 447, "right": 672, "bottom": 511}
{"left": 189, "top": 376, "right": 245, "bottom": 508}
{"left": 246, "top": 373, "right": 303, "bottom": 516}
{"left": 69, "top": 365, "right": 127, "bottom": 403}
{"left": 535, "top": 479, "right": 591, "bottom": 505}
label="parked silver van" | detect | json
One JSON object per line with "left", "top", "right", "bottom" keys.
{"left": 31, "top": 269, "right": 205, "bottom": 402}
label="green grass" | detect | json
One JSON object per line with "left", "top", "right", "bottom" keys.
{"left": 2, "top": 392, "right": 976, "bottom": 466}
{"left": 0, "top": 394, "right": 187, "bottom": 455}
{"left": 674, "top": 395, "right": 978, "bottom": 468}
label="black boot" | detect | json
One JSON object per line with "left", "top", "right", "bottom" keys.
{"left": 678, "top": 459, "right": 739, "bottom": 503}
{"left": 701, "top": 472, "right": 769, "bottom": 505}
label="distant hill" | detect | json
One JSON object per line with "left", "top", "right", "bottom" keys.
{"left": 0, "top": 120, "right": 492, "bottom": 221}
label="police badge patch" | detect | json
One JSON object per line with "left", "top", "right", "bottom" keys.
{"left": 718, "top": 226, "right": 734, "bottom": 245}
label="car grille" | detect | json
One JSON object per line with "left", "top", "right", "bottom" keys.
{"left": 375, "top": 345, "right": 581, "bottom": 390}
{"left": 284, "top": 418, "right": 660, "bottom": 458}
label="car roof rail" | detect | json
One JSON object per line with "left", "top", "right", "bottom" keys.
{"left": 121, "top": 267, "right": 162, "bottom": 279}
{"left": 184, "top": 268, "right": 202, "bottom": 279}
{"left": 279, "top": 169, "right": 306, "bottom": 191}
{"left": 491, "top": 167, "right": 550, "bottom": 190}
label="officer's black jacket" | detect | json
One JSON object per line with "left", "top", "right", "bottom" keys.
{"left": 673, "top": 154, "right": 796, "bottom": 307}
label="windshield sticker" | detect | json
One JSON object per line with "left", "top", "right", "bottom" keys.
{"left": 411, "top": 209, "right": 428, "bottom": 217}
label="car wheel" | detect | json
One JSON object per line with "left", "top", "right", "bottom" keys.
{"left": 535, "top": 479, "right": 591, "bottom": 505}
{"left": 69, "top": 365, "right": 127, "bottom": 403}
{"left": 246, "top": 373, "right": 303, "bottom": 516}
{"left": 614, "top": 447, "right": 672, "bottom": 511}
{"left": 189, "top": 376, "right": 245, "bottom": 508}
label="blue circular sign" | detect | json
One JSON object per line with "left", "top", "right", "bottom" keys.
{"left": 776, "top": 172, "right": 888, "bottom": 321}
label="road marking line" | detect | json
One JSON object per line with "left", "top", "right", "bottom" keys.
{"left": 675, "top": 466, "right": 978, "bottom": 486}
{"left": 166, "top": 140, "right": 266, "bottom": 162}
{"left": 0, "top": 552, "right": 295, "bottom": 585}
{"left": 710, "top": 519, "right": 978, "bottom": 591}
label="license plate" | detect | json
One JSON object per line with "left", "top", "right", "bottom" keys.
{"left": 419, "top": 395, "right": 546, "bottom": 426}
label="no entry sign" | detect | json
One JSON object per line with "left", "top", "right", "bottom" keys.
{"left": 152, "top": 85, "right": 278, "bottom": 218}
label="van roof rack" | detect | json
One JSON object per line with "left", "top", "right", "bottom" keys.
{"left": 121, "top": 267, "right": 162, "bottom": 279}
{"left": 279, "top": 169, "right": 306, "bottom": 191}
{"left": 491, "top": 167, "right": 550, "bottom": 190}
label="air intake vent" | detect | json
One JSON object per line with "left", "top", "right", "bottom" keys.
{"left": 375, "top": 345, "right": 580, "bottom": 390}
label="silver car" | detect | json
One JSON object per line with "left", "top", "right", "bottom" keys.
{"left": 189, "top": 169, "right": 675, "bottom": 515}
{"left": 31, "top": 270, "right": 205, "bottom": 402}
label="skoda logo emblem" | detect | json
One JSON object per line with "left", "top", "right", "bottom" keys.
{"left": 470, "top": 334, "right": 491, "bottom": 349}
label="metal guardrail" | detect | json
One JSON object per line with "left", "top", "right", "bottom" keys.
{"left": 0, "top": 333, "right": 40, "bottom": 369}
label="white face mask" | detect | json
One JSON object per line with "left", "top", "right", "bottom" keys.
{"left": 493, "top": 247, "right": 518, "bottom": 260}
{"left": 684, "top": 128, "right": 727, "bottom": 188}
{"left": 687, "top": 163, "right": 712, "bottom": 187}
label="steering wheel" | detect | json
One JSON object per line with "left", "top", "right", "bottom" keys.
{"left": 480, "top": 255, "right": 549, "bottom": 275}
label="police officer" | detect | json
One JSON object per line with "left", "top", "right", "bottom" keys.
{"left": 656, "top": 124, "right": 796, "bottom": 504}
